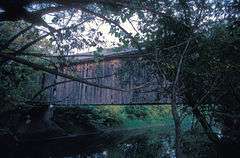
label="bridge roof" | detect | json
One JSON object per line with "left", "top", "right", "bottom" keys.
{"left": 46, "top": 47, "right": 147, "bottom": 66}
{"left": 65, "top": 48, "right": 140, "bottom": 64}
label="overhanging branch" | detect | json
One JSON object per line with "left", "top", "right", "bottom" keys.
{"left": 0, "top": 24, "right": 33, "bottom": 50}
{"left": 0, "top": 53, "right": 127, "bottom": 92}
{"left": 80, "top": 7, "right": 143, "bottom": 52}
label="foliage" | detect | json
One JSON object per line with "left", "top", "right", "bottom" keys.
{"left": 114, "top": 0, "right": 240, "bottom": 149}
{"left": 91, "top": 106, "right": 125, "bottom": 127}
{"left": 0, "top": 22, "right": 46, "bottom": 110}
{"left": 53, "top": 105, "right": 174, "bottom": 133}
{"left": 0, "top": 0, "right": 239, "bottom": 156}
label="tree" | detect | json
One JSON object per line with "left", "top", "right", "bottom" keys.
{"left": 112, "top": 0, "right": 239, "bottom": 155}
{"left": 0, "top": 21, "right": 49, "bottom": 110}
{"left": 0, "top": 0, "right": 239, "bottom": 156}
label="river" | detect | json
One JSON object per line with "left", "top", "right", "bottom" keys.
{"left": 2, "top": 125, "right": 176, "bottom": 158}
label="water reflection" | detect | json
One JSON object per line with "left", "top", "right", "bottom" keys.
{"left": 3, "top": 127, "right": 176, "bottom": 158}
{"left": 61, "top": 134, "right": 175, "bottom": 158}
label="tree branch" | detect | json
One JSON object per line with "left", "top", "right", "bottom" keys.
{"left": 0, "top": 24, "right": 33, "bottom": 50}
{"left": 80, "top": 7, "right": 143, "bottom": 52}
{"left": 0, "top": 53, "right": 127, "bottom": 92}
{"left": 170, "top": 38, "right": 190, "bottom": 158}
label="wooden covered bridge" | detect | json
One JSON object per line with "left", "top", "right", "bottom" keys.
{"left": 42, "top": 48, "right": 172, "bottom": 106}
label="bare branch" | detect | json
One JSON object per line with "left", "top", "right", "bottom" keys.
{"left": 80, "top": 7, "right": 143, "bottom": 52}
{"left": 16, "top": 34, "right": 49, "bottom": 54}
{"left": 0, "top": 53, "right": 127, "bottom": 92}
{"left": 0, "top": 24, "right": 33, "bottom": 50}
{"left": 31, "top": 80, "right": 72, "bottom": 101}
{"left": 170, "top": 38, "right": 190, "bottom": 157}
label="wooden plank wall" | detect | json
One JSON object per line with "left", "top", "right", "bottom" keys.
{"left": 46, "top": 58, "right": 171, "bottom": 105}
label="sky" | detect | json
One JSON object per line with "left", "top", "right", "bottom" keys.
{"left": 43, "top": 11, "right": 140, "bottom": 54}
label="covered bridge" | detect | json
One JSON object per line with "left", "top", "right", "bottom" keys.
{"left": 43, "top": 48, "right": 172, "bottom": 105}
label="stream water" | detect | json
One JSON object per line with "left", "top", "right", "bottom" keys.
{"left": 2, "top": 126, "right": 176, "bottom": 158}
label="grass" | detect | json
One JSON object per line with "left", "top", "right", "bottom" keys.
{"left": 54, "top": 105, "right": 193, "bottom": 135}
{"left": 121, "top": 112, "right": 193, "bottom": 135}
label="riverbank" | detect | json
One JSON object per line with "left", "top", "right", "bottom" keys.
{"left": 0, "top": 104, "right": 217, "bottom": 158}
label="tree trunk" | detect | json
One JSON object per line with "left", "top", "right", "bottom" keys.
{"left": 170, "top": 39, "right": 190, "bottom": 158}
{"left": 171, "top": 88, "right": 182, "bottom": 158}
{"left": 185, "top": 92, "right": 221, "bottom": 145}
